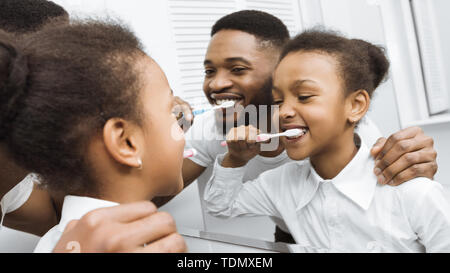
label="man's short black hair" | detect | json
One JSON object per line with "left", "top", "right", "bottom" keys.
{"left": 0, "top": 0, "right": 68, "bottom": 33}
{"left": 211, "top": 10, "right": 290, "bottom": 49}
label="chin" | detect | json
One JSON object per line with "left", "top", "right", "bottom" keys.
{"left": 286, "top": 149, "right": 309, "bottom": 161}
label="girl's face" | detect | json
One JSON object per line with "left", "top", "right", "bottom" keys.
{"left": 139, "top": 58, "right": 185, "bottom": 196}
{"left": 272, "top": 51, "right": 350, "bottom": 161}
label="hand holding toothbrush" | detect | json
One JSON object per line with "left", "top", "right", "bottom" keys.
{"left": 221, "top": 125, "right": 263, "bottom": 168}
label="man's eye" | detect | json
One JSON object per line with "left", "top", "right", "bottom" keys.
{"left": 231, "top": 67, "right": 246, "bottom": 73}
{"left": 204, "top": 69, "right": 215, "bottom": 75}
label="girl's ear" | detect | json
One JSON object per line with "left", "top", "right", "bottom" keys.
{"left": 346, "top": 89, "right": 370, "bottom": 125}
{"left": 103, "top": 118, "right": 143, "bottom": 169}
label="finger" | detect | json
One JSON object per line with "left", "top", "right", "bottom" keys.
{"left": 115, "top": 211, "right": 178, "bottom": 250}
{"left": 374, "top": 137, "right": 426, "bottom": 172}
{"left": 247, "top": 127, "right": 259, "bottom": 143}
{"left": 134, "top": 233, "right": 187, "bottom": 253}
{"left": 64, "top": 219, "right": 79, "bottom": 233}
{"left": 97, "top": 201, "right": 157, "bottom": 223}
{"left": 370, "top": 137, "right": 386, "bottom": 158}
{"left": 375, "top": 127, "right": 423, "bottom": 161}
{"left": 387, "top": 162, "right": 438, "bottom": 186}
{"left": 377, "top": 148, "right": 435, "bottom": 184}
{"left": 181, "top": 104, "right": 193, "bottom": 122}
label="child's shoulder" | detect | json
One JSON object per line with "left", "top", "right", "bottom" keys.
{"left": 394, "top": 177, "right": 444, "bottom": 204}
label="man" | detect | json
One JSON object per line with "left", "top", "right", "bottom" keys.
{"left": 0, "top": 0, "right": 186, "bottom": 253}
{"left": 161, "top": 10, "right": 438, "bottom": 243}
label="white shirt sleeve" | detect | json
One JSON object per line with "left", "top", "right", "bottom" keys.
{"left": 204, "top": 154, "right": 282, "bottom": 219}
{"left": 0, "top": 173, "right": 37, "bottom": 228}
{"left": 184, "top": 111, "right": 224, "bottom": 168}
{"left": 400, "top": 178, "right": 450, "bottom": 252}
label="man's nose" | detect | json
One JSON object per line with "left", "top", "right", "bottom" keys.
{"left": 208, "top": 72, "right": 233, "bottom": 91}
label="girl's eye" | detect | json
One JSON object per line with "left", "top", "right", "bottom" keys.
{"left": 273, "top": 100, "right": 283, "bottom": 105}
{"left": 298, "top": 95, "right": 313, "bottom": 101}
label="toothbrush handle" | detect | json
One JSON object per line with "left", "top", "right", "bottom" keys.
{"left": 221, "top": 134, "right": 271, "bottom": 146}
{"left": 192, "top": 109, "right": 208, "bottom": 116}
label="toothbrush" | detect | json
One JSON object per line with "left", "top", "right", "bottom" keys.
{"left": 183, "top": 148, "right": 197, "bottom": 158}
{"left": 192, "top": 101, "right": 236, "bottom": 116}
{"left": 220, "top": 129, "right": 305, "bottom": 147}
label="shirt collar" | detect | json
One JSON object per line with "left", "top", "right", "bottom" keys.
{"left": 307, "top": 135, "right": 378, "bottom": 210}
{"left": 57, "top": 195, "right": 119, "bottom": 232}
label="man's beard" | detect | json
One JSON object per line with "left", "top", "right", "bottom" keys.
{"left": 215, "top": 77, "right": 275, "bottom": 135}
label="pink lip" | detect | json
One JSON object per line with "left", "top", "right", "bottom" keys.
{"left": 280, "top": 124, "right": 308, "bottom": 132}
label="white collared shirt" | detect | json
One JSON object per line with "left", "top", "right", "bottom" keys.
{"left": 33, "top": 195, "right": 118, "bottom": 253}
{"left": 204, "top": 138, "right": 450, "bottom": 252}
{"left": 187, "top": 109, "right": 383, "bottom": 238}
{"left": 0, "top": 173, "right": 37, "bottom": 229}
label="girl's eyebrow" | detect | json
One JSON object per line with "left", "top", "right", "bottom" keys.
{"left": 290, "top": 79, "right": 318, "bottom": 91}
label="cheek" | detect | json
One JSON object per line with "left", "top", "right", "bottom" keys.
{"left": 240, "top": 76, "right": 266, "bottom": 98}
{"left": 306, "top": 100, "right": 347, "bottom": 135}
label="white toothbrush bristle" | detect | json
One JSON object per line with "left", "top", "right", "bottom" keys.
{"left": 285, "top": 129, "right": 303, "bottom": 137}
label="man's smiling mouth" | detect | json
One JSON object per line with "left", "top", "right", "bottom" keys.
{"left": 210, "top": 93, "right": 244, "bottom": 106}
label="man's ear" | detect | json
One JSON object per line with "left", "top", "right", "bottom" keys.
{"left": 103, "top": 118, "right": 142, "bottom": 168}
{"left": 346, "top": 89, "right": 370, "bottom": 124}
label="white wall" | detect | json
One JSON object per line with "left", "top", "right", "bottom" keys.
{"left": 427, "top": 0, "right": 450, "bottom": 183}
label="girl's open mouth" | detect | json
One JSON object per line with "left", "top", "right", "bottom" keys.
{"left": 282, "top": 126, "right": 309, "bottom": 143}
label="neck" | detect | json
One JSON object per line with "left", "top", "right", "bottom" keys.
{"left": 0, "top": 145, "right": 29, "bottom": 198}
{"left": 92, "top": 175, "right": 157, "bottom": 204}
{"left": 310, "top": 130, "right": 358, "bottom": 180}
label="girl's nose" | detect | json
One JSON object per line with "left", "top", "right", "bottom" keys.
{"left": 278, "top": 102, "right": 296, "bottom": 120}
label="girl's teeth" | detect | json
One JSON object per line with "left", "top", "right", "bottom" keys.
{"left": 287, "top": 128, "right": 308, "bottom": 140}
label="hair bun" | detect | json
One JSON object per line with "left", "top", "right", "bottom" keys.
{"left": 351, "top": 39, "right": 389, "bottom": 89}
{"left": 0, "top": 32, "right": 29, "bottom": 140}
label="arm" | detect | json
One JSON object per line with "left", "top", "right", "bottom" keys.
{"left": 401, "top": 180, "right": 450, "bottom": 252}
{"left": 152, "top": 158, "right": 206, "bottom": 207}
{"left": 53, "top": 201, "right": 187, "bottom": 253}
{"left": 204, "top": 154, "right": 280, "bottom": 218}
{"left": 370, "top": 126, "right": 437, "bottom": 186}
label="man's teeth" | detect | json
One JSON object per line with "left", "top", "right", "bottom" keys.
{"left": 215, "top": 99, "right": 240, "bottom": 105}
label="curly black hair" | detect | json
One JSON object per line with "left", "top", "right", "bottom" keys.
{"left": 280, "top": 28, "right": 390, "bottom": 96}
{"left": 0, "top": 19, "right": 146, "bottom": 196}
{"left": 211, "top": 10, "right": 290, "bottom": 49}
{"left": 0, "top": 0, "right": 68, "bottom": 33}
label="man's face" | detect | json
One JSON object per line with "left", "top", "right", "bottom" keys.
{"left": 203, "top": 30, "right": 279, "bottom": 125}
